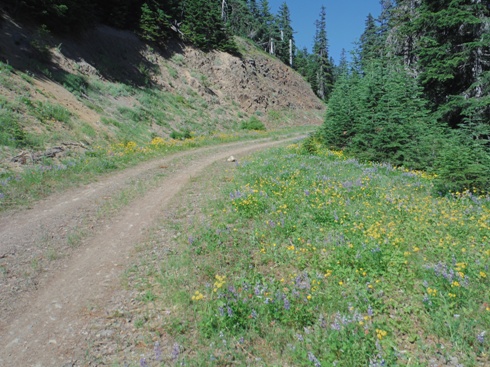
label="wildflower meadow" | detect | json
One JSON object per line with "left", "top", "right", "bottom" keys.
{"left": 141, "top": 141, "right": 489, "bottom": 366}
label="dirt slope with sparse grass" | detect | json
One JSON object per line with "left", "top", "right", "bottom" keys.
{"left": 0, "top": 11, "right": 324, "bottom": 173}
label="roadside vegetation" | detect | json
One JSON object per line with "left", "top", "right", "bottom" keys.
{"left": 120, "top": 140, "right": 489, "bottom": 366}
{"left": 0, "top": 126, "right": 315, "bottom": 211}
{"left": 0, "top": 58, "right": 318, "bottom": 211}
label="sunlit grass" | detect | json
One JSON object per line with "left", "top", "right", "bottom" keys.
{"left": 136, "top": 143, "right": 489, "bottom": 366}
{"left": 0, "top": 128, "right": 311, "bottom": 211}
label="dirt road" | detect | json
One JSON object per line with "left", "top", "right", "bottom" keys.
{"left": 0, "top": 136, "right": 302, "bottom": 366}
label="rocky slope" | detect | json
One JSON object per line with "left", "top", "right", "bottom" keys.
{"left": 0, "top": 12, "right": 324, "bottom": 166}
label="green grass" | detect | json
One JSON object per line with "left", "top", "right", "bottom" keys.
{"left": 129, "top": 142, "right": 489, "bottom": 366}
{"left": 0, "top": 126, "right": 313, "bottom": 211}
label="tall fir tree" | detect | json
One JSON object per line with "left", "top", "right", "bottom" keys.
{"left": 359, "top": 13, "right": 380, "bottom": 66}
{"left": 180, "top": 0, "right": 237, "bottom": 52}
{"left": 394, "top": 0, "right": 490, "bottom": 128}
{"left": 312, "top": 6, "right": 334, "bottom": 100}
{"left": 276, "top": 2, "right": 294, "bottom": 65}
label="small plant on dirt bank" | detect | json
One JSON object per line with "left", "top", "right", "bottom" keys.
{"left": 170, "top": 129, "right": 192, "bottom": 140}
{"left": 241, "top": 116, "right": 266, "bottom": 131}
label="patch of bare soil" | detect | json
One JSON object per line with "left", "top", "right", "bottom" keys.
{"left": 0, "top": 136, "right": 302, "bottom": 366}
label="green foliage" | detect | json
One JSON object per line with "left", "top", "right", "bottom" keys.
{"left": 149, "top": 145, "right": 489, "bottom": 366}
{"left": 139, "top": 2, "right": 171, "bottom": 44}
{"left": 33, "top": 101, "right": 71, "bottom": 124}
{"left": 0, "top": 108, "right": 26, "bottom": 147}
{"left": 181, "top": 0, "right": 238, "bottom": 53}
{"left": 55, "top": 73, "right": 88, "bottom": 96}
{"left": 170, "top": 129, "right": 192, "bottom": 140}
{"left": 324, "top": 57, "right": 438, "bottom": 169}
{"left": 311, "top": 6, "right": 334, "bottom": 100}
{"left": 433, "top": 126, "right": 490, "bottom": 194}
{"left": 240, "top": 116, "right": 266, "bottom": 131}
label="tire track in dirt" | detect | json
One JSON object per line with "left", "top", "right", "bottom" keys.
{"left": 0, "top": 135, "right": 303, "bottom": 367}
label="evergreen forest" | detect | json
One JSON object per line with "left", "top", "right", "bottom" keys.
{"left": 2, "top": 0, "right": 490, "bottom": 192}
{"left": 323, "top": 0, "right": 490, "bottom": 193}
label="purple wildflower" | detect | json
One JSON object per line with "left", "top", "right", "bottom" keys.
{"left": 308, "top": 351, "right": 321, "bottom": 367}
{"left": 154, "top": 341, "right": 162, "bottom": 361}
{"left": 477, "top": 331, "right": 486, "bottom": 344}
{"left": 171, "top": 343, "right": 180, "bottom": 361}
{"left": 283, "top": 297, "right": 291, "bottom": 311}
{"left": 295, "top": 272, "right": 311, "bottom": 290}
{"left": 140, "top": 357, "right": 148, "bottom": 367}
{"left": 319, "top": 314, "right": 327, "bottom": 328}
{"left": 368, "top": 305, "right": 373, "bottom": 317}
{"left": 296, "top": 334, "right": 304, "bottom": 342}
{"left": 0, "top": 193, "right": 4, "bottom": 200}
{"left": 227, "top": 306, "right": 233, "bottom": 317}
{"left": 251, "top": 309, "right": 258, "bottom": 319}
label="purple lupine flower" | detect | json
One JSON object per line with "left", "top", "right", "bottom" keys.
{"left": 295, "top": 272, "right": 311, "bottom": 290}
{"left": 154, "top": 341, "right": 162, "bottom": 361}
{"left": 171, "top": 343, "right": 180, "bottom": 361}
{"left": 283, "top": 297, "right": 290, "bottom": 311}
{"left": 227, "top": 306, "right": 233, "bottom": 317}
{"left": 368, "top": 305, "right": 373, "bottom": 317}
{"left": 319, "top": 314, "right": 327, "bottom": 328}
{"left": 308, "top": 351, "right": 321, "bottom": 367}
{"left": 228, "top": 285, "right": 237, "bottom": 296}
{"left": 140, "top": 357, "right": 148, "bottom": 367}
{"left": 477, "top": 331, "right": 486, "bottom": 344}
{"left": 304, "top": 189, "right": 310, "bottom": 196}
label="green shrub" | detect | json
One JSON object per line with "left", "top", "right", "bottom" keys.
{"left": 0, "top": 112, "right": 26, "bottom": 147}
{"left": 33, "top": 101, "right": 71, "bottom": 124}
{"left": 241, "top": 116, "right": 266, "bottom": 131}
{"left": 170, "top": 129, "right": 192, "bottom": 140}
{"left": 433, "top": 127, "right": 490, "bottom": 194}
{"left": 58, "top": 73, "right": 88, "bottom": 96}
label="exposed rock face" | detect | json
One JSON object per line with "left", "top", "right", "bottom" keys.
{"left": 183, "top": 44, "right": 324, "bottom": 113}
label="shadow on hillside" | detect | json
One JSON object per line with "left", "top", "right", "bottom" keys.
{"left": 0, "top": 11, "right": 185, "bottom": 88}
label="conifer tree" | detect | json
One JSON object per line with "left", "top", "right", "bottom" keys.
{"left": 225, "top": 0, "right": 255, "bottom": 38}
{"left": 359, "top": 14, "right": 379, "bottom": 66}
{"left": 312, "top": 6, "right": 334, "bottom": 100}
{"left": 398, "top": 0, "right": 489, "bottom": 127}
{"left": 181, "top": 0, "right": 237, "bottom": 52}
{"left": 255, "top": 0, "right": 280, "bottom": 53}
{"left": 276, "top": 2, "right": 294, "bottom": 65}
{"left": 139, "top": 1, "right": 171, "bottom": 43}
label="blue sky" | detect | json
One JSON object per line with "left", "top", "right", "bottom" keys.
{"left": 269, "top": 0, "right": 382, "bottom": 64}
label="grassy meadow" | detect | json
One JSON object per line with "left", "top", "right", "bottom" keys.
{"left": 130, "top": 139, "right": 489, "bottom": 366}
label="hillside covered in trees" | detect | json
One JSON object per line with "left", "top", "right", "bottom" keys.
{"left": 323, "top": 0, "right": 490, "bottom": 193}
{"left": 1, "top": 0, "right": 489, "bottom": 192}
{"left": 1, "top": 0, "right": 335, "bottom": 102}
